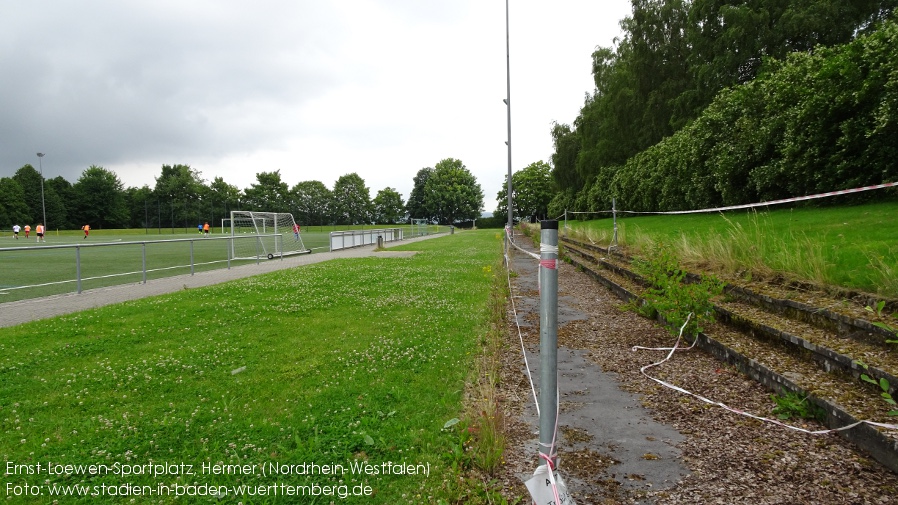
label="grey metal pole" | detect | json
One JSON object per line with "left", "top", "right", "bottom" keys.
{"left": 76, "top": 246, "right": 82, "bottom": 294}
{"left": 36, "top": 153, "right": 47, "bottom": 232}
{"left": 612, "top": 198, "right": 618, "bottom": 249}
{"left": 142, "top": 243, "right": 147, "bottom": 284}
{"left": 538, "top": 220, "right": 559, "bottom": 467}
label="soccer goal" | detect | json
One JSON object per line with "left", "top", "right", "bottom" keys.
{"left": 229, "top": 211, "right": 311, "bottom": 260}
{"left": 410, "top": 218, "right": 430, "bottom": 238}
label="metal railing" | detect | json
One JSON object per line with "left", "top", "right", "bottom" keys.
{"left": 0, "top": 234, "right": 283, "bottom": 301}
{"left": 329, "top": 228, "right": 403, "bottom": 251}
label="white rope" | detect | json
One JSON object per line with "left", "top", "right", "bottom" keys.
{"left": 634, "top": 314, "right": 898, "bottom": 435}
{"left": 507, "top": 235, "right": 540, "bottom": 261}
{"left": 540, "top": 244, "right": 559, "bottom": 255}
{"left": 504, "top": 231, "right": 540, "bottom": 417}
{"left": 566, "top": 210, "right": 612, "bottom": 215}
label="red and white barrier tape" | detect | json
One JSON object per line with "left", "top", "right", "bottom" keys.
{"left": 566, "top": 181, "right": 898, "bottom": 216}
{"left": 539, "top": 244, "right": 559, "bottom": 270}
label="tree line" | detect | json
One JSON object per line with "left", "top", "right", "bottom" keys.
{"left": 548, "top": 0, "right": 898, "bottom": 216}
{"left": 0, "top": 158, "right": 485, "bottom": 231}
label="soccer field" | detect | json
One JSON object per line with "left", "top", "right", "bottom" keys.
{"left": 0, "top": 230, "right": 332, "bottom": 302}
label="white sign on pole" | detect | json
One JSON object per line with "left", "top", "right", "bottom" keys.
{"left": 524, "top": 464, "right": 575, "bottom": 505}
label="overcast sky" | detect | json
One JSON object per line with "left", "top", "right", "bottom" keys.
{"left": 1, "top": 1, "right": 631, "bottom": 211}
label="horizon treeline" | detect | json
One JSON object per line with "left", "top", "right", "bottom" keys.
{"left": 0, "top": 158, "right": 485, "bottom": 230}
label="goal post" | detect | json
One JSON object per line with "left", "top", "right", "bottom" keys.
{"left": 411, "top": 218, "right": 429, "bottom": 237}
{"left": 229, "top": 211, "right": 311, "bottom": 260}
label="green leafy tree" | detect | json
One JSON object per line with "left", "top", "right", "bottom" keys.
{"left": 424, "top": 158, "right": 484, "bottom": 225}
{"left": 243, "top": 171, "right": 290, "bottom": 212}
{"left": 549, "top": 122, "right": 583, "bottom": 192}
{"left": 372, "top": 187, "right": 406, "bottom": 224}
{"left": 573, "top": 0, "right": 692, "bottom": 187}
{"left": 290, "top": 180, "right": 332, "bottom": 226}
{"left": 42, "top": 186, "right": 67, "bottom": 231}
{"left": 125, "top": 185, "right": 155, "bottom": 229}
{"left": 153, "top": 164, "right": 205, "bottom": 229}
{"left": 686, "top": 0, "right": 897, "bottom": 111}
{"left": 73, "top": 166, "right": 129, "bottom": 229}
{"left": 406, "top": 167, "right": 434, "bottom": 222}
{"left": 495, "top": 161, "right": 556, "bottom": 223}
{"left": 0, "top": 177, "right": 30, "bottom": 226}
{"left": 584, "top": 45, "right": 642, "bottom": 172}
{"left": 208, "top": 177, "right": 242, "bottom": 226}
{"left": 621, "top": 0, "right": 693, "bottom": 135}
{"left": 46, "top": 176, "right": 74, "bottom": 229}
{"left": 332, "top": 173, "right": 372, "bottom": 225}
{"left": 12, "top": 165, "right": 45, "bottom": 225}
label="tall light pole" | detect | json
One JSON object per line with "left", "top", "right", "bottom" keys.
{"left": 36, "top": 153, "right": 47, "bottom": 231}
{"left": 505, "top": 0, "right": 513, "bottom": 232}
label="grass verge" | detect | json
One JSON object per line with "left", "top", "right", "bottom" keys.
{"left": 0, "top": 230, "right": 507, "bottom": 503}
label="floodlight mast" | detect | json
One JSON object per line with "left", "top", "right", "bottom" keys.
{"left": 36, "top": 153, "right": 47, "bottom": 231}
{"left": 505, "top": 0, "right": 513, "bottom": 233}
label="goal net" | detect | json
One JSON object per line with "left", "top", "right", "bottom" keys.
{"left": 229, "top": 211, "right": 311, "bottom": 259}
{"left": 410, "top": 218, "right": 430, "bottom": 238}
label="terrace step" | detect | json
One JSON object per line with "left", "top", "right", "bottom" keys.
{"left": 559, "top": 236, "right": 898, "bottom": 473}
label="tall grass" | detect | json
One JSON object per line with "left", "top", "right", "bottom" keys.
{"left": 466, "top": 265, "right": 508, "bottom": 475}
{"left": 867, "top": 248, "right": 898, "bottom": 298}
{"left": 567, "top": 201, "right": 898, "bottom": 298}
{"left": 670, "top": 212, "right": 833, "bottom": 286}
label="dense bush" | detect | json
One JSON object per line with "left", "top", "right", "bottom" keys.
{"left": 578, "top": 19, "right": 898, "bottom": 212}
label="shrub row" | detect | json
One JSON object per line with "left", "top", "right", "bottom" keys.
{"left": 553, "top": 20, "right": 898, "bottom": 216}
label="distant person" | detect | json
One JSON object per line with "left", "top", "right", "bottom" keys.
{"left": 12, "top": 224, "right": 20, "bottom": 239}
{"left": 24, "top": 224, "right": 30, "bottom": 239}
{"left": 36, "top": 223, "right": 45, "bottom": 242}
{"left": 293, "top": 223, "right": 300, "bottom": 241}
{"left": 82, "top": 224, "right": 90, "bottom": 239}
{"left": 203, "top": 222, "right": 210, "bottom": 236}
{"left": 198, "top": 223, "right": 203, "bottom": 234}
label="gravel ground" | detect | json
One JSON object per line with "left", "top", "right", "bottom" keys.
{"left": 493, "top": 236, "right": 898, "bottom": 504}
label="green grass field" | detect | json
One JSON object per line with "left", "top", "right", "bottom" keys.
{"left": 566, "top": 200, "right": 898, "bottom": 297}
{"left": 0, "top": 225, "right": 447, "bottom": 303}
{"left": 0, "top": 230, "right": 504, "bottom": 503}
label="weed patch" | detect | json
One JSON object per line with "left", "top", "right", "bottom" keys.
{"left": 631, "top": 241, "right": 724, "bottom": 337}
{"left": 770, "top": 392, "right": 826, "bottom": 422}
